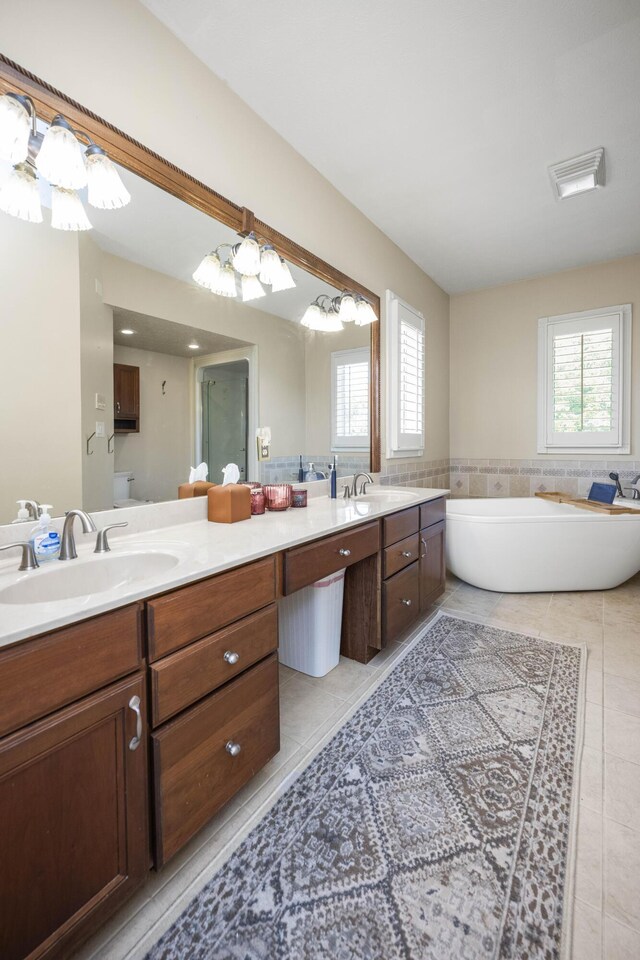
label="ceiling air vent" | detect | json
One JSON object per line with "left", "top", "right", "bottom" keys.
{"left": 549, "top": 148, "right": 605, "bottom": 200}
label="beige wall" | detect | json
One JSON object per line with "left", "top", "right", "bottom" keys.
{"left": 114, "top": 345, "right": 192, "bottom": 502}
{"left": 79, "top": 235, "right": 115, "bottom": 511}
{"left": 450, "top": 254, "right": 640, "bottom": 460}
{"left": 0, "top": 0, "right": 450, "bottom": 471}
{"left": 0, "top": 218, "right": 82, "bottom": 522}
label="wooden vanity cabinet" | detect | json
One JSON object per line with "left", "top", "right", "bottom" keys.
{"left": 0, "top": 609, "right": 148, "bottom": 960}
{"left": 146, "top": 557, "right": 280, "bottom": 866}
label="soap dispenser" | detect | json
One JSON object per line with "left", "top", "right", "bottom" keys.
{"left": 30, "top": 505, "right": 61, "bottom": 561}
{"left": 12, "top": 500, "right": 30, "bottom": 523}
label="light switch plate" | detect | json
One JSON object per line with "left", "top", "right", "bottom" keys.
{"left": 95, "top": 421, "right": 106, "bottom": 438}
{"left": 95, "top": 393, "right": 106, "bottom": 410}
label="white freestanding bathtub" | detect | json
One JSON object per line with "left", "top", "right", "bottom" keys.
{"left": 446, "top": 497, "right": 640, "bottom": 592}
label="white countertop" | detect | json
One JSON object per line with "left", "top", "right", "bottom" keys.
{"left": 0, "top": 487, "right": 447, "bottom": 650}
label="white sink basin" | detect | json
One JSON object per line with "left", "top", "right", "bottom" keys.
{"left": 357, "top": 489, "right": 417, "bottom": 503}
{"left": 0, "top": 550, "right": 180, "bottom": 605}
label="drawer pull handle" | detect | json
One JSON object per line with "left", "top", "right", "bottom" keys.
{"left": 401, "top": 598, "right": 412, "bottom": 607}
{"left": 128, "top": 695, "right": 142, "bottom": 751}
{"left": 338, "top": 548, "right": 351, "bottom": 557}
{"left": 225, "top": 740, "right": 242, "bottom": 757}
{"left": 401, "top": 550, "right": 413, "bottom": 558}
{"left": 421, "top": 537, "right": 428, "bottom": 558}
{"left": 224, "top": 650, "right": 240, "bottom": 665}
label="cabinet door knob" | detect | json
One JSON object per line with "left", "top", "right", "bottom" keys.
{"left": 116, "top": 400, "right": 121, "bottom": 414}
{"left": 401, "top": 550, "right": 413, "bottom": 558}
{"left": 224, "top": 650, "right": 240, "bottom": 665}
{"left": 128, "top": 695, "right": 142, "bottom": 751}
{"left": 225, "top": 740, "right": 242, "bottom": 757}
{"left": 338, "top": 548, "right": 351, "bottom": 557}
{"left": 401, "top": 598, "right": 412, "bottom": 606}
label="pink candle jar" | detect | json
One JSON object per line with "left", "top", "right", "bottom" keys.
{"left": 263, "top": 484, "right": 293, "bottom": 511}
{"left": 291, "top": 488, "right": 308, "bottom": 507}
{"left": 250, "top": 488, "right": 266, "bottom": 515}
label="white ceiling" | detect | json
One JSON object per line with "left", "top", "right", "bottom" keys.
{"left": 141, "top": 0, "right": 640, "bottom": 293}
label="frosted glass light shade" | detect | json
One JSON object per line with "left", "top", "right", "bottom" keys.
{"left": 241, "top": 274, "right": 266, "bottom": 302}
{"left": 50, "top": 187, "right": 92, "bottom": 231}
{"left": 322, "top": 310, "right": 344, "bottom": 333}
{"left": 337, "top": 293, "right": 358, "bottom": 323}
{"left": 270, "top": 257, "right": 296, "bottom": 293}
{"left": 86, "top": 151, "right": 131, "bottom": 209}
{"left": 301, "top": 303, "right": 323, "bottom": 329}
{"left": 355, "top": 298, "right": 377, "bottom": 326}
{"left": 0, "top": 94, "right": 31, "bottom": 164}
{"left": 193, "top": 252, "right": 221, "bottom": 290}
{"left": 0, "top": 163, "right": 43, "bottom": 223}
{"left": 36, "top": 117, "right": 87, "bottom": 189}
{"left": 259, "top": 245, "right": 281, "bottom": 285}
{"left": 232, "top": 232, "right": 261, "bottom": 276}
{"left": 212, "top": 262, "right": 237, "bottom": 298}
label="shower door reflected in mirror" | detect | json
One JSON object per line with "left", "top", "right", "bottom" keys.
{"left": 200, "top": 361, "right": 249, "bottom": 483}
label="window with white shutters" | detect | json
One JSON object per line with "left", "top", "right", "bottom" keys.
{"left": 387, "top": 292, "right": 425, "bottom": 458}
{"left": 538, "top": 305, "right": 631, "bottom": 453}
{"left": 331, "top": 347, "right": 370, "bottom": 450}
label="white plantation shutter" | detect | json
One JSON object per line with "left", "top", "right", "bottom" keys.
{"left": 331, "top": 348, "right": 369, "bottom": 449}
{"left": 538, "top": 305, "right": 631, "bottom": 452}
{"left": 387, "top": 292, "right": 425, "bottom": 457}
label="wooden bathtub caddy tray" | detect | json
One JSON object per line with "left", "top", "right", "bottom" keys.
{"left": 535, "top": 491, "right": 639, "bottom": 515}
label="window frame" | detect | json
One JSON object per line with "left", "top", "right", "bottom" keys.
{"left": 537, "top": 304, "right": 631, "bottom": 454}
{"left": 386, "top": 290, "right": 425, "bottom": 459}
{"left": 330, "top": 346, "right": 370, "bottom": 451}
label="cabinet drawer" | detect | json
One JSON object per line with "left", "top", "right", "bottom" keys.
{"left": 152, "top": 654, "right": 279, "bottom": 866}
{"left": 147, "top": 557, "right": 276, "bottom": 661}
{"left": 383, "top": 507, "right": 420, "bottom": 547}
{"left": 284, "top": 521, "right": 380, "bottom": 595}
{"left": 150, "top": 605, "right": 278, "bottom": 726}
{"left": 383, "top": 533, "right": 420, "bottom": 579}
{"left": 383, "top": 562, "right": 420, "bottom": 642}
{"left": 0, "top": 604, "right": 142, "bottom": 739}
{"left": 420, "top": 497, "right": 446, "bottom": 530}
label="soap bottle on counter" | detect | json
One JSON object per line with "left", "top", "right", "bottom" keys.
{"left": 12, "top": 500, "right": 30, "bottom": 523}
{"left": 29, "top": 505, "right": 60, "bottom": 561}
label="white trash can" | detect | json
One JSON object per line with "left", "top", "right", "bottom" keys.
{"left": 278, "top": 568, "right": 346, "bottom": 677}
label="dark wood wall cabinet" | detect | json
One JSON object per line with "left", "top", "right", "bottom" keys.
{"left": 0, "top": 497, "right": 445, "bottom": 959}
{"left": 113, "top": 362, "right": 140, "bottom": 433}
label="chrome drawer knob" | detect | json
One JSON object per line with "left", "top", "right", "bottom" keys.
{"left": 224, "top": 650, "right": 240, "bottom": 665}
{"left": 338, "top": 548, "right": 351, "bottom": 557}
{"left": 225, "top": 740, "right": 242, "bottom": 757}
{"left": 401, "top": 550, "right": 413, "bottom": 558}
{"left": 401, "top": 598, "right": 412, "bottom": 606}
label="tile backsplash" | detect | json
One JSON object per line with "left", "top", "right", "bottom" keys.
{"left": 449, "top": 458, "right": 640, "bottom": 498}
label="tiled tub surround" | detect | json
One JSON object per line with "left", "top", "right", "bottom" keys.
{"left": 449, "top": 459, "right": 640, "bottom": 499}
{"left": 378, "top": 457, "right": 450, "bottom": 490}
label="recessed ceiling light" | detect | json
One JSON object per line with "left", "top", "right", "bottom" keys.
{"left": 188, "top": 342, "right": 200, "bottom": 350}
{"left": 549, "top": 148, "right": 605, "bottom": 200}
{"left": 120, "top": 328, "right": 135, "bottom": 335}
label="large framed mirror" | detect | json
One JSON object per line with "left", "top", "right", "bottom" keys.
{"left": 0, "top": 55, "right": 380, "bottom": 525}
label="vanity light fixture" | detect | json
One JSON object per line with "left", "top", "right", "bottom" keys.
{"left": 0, "top": 93, "right": 36, "bottom": 164}
{"left": 355, "top": 297, "right": 377, "bottom": 326}
{"left": 302, "top": 291, "right": 377, "bottom": 332}
{"left": 333, "top": 292, "right": 359, "bottom": 324}
{"left": 231, "top": 232, "right": 261, "bottom": 276}
{"left": 269, "top": 256, "right": 296, "bottom": 293}
{"left": 258, "top": 244, "right": 282, "bottom": 285}
{"left": 211, "top": 261, "right": 238, "bottom": 298}
{"left": 0, "top": 161, "right": 42, "bottom": 223}
{"left": 192, "top": 251, "right": 221, "bottom": 290}
{"left": 50, "top": 186, "right": 92, "bottom": 231}
{"left": 0, "top": 91, "right": 131, "bottom": 231}
{"left": 241, "top": 273, "right": 266, "bottom": 302}
{"left": 301, "top": 296, "right": 344, "bottom": 332}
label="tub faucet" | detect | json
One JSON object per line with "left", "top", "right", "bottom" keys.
{"left": 624, "top": 474, "right": 640, "bottom": 500}
{"left": 609, "top": 472, "right": 625, "bottom": 498}
{"left": 352, "top": 473, "right": 374, "bottom": 497}
{"left": 59, "top": 509, "right": 97, "bottom": 561}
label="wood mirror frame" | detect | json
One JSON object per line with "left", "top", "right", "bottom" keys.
{"left": 0, "top": 54, "right": 381, "bottom": 473}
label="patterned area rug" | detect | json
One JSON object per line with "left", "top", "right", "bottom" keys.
{"left": 146, "top": 614, "right": 584, "bottom": 960}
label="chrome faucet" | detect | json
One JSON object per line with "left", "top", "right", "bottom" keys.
{"left": 0, "top": 541, "right": 39, "bottom": 571}
{"left": 624, "top": 474, "right": 640, "bottom": 500}
{"left": 351, "top": 472, "right": 374, "bottom": 497}
{"left": 24, "top": 500, "right": 41, "bottom": 520}
{"left": 59, "top": 509, "right": 97, "bottom": 561}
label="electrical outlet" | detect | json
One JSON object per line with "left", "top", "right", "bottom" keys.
{"left": 95, "top": 393, "right": 106, "bottom": 410}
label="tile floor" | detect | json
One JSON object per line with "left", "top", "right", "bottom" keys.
{"left": 77, "top": 574, "right": 640, "bottom": 960}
